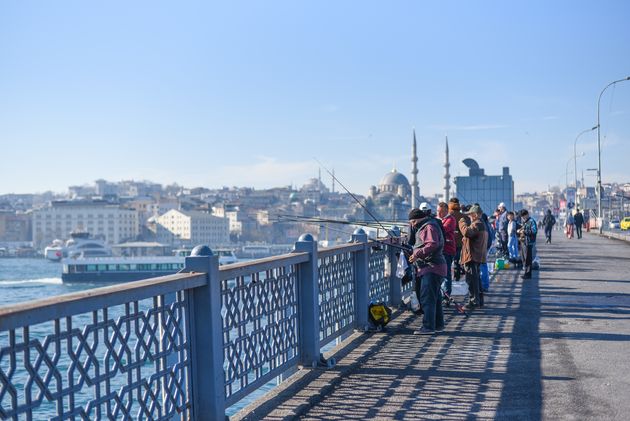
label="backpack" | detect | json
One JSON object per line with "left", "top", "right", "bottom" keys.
{"left": 368, "top": 302, "right": 393, "bottom": 327}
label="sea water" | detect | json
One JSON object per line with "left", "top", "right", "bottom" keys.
{"left": 0, "top": 258, "right": 282, "bottom": 417}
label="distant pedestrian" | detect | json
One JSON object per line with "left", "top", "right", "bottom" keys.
{"left": 574, "top": 209, "right": 584, "bottom": 239}
{"left": 517, "top": 209, "right": 537, "bottom": 279}
{"left": 565, "top": 212, "right": 575, "bottom": 239}
{"left": 584, "top": 210, "right": 591, "bottom": 232}
{"left": 542, "top": 209, "right": 556, "bottom": 244}
{"left": 408, "top": 206, "right": 446, "bottom": 335}
{"left": 458, "top": 204, "right": 487, "bottom": 309}
{"left": 437, "top": 202, "right": 456, "bottom": 305}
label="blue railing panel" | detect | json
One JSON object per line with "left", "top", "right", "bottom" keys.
{"left": 317, "top": 250, "right": 355, "bottom": 346}
{"left": 220, "top": 262, "right": 300, "bottom": 405}
{"left": 368, "top": 245, "right": 389, "bottom": 304}
{"left": 0, "top": 292, "right": 192, "bottom": 420}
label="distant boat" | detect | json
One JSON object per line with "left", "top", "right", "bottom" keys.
{"left": 61, "top": 248, "right": 238, "bottom": 283}
{"left": 45, "top": 231, "right": 112, "bottom": 261}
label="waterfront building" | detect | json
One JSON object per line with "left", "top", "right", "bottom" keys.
{"left": 156, "top": 209, "right": 229, "bottom": 247}
{"left": 0, "top": 211, "right": 31, "bottom": 242}
{"left": 454, "top": 159, "right": 514, "bottom": 214}
{"left": 31, "top": 200, "right": 139, "bottom": 249}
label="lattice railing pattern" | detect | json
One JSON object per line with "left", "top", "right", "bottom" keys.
{"left": 0, "top": 292, "right": 191, "bottom": 420}
{"left": 317, "top": 251, "right": 355, "bottom": 345}
{"left": 221, "top": 265, "right": 299, "bottom": 403}
{"left": 368, "top": 245, "right": 389, "bottom": 304}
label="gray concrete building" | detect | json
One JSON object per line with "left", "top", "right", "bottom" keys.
{"left": 454, "top": 159, "right": 514, "bottom": 213}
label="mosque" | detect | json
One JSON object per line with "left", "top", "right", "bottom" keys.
{"left": 364, "top": 131, "right": 451, "bottom": 221}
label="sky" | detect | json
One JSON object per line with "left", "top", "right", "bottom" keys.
{"left": 1, "top": 1, "right": 630, "bottom": 197}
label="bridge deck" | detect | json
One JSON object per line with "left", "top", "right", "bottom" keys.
{"left": 234, "top": 231, "right": 630, "bottom": 420}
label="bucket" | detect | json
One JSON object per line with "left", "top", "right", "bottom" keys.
{"left": 495, "top": 258, "right": 505, "bottom": 270}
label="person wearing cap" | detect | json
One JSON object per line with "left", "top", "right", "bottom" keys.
{"left": 408, "top": 205, "right": 446, "bottom": 335}
{"left": 517, "top": 209, "right": 537, "bottom": 279}
{"left": 497, "top": 202, "right": 508, "bottom": 258}
{"left": 458, "top": 204, "right": 488, "bottom": 309}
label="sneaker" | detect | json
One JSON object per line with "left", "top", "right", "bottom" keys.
{"left": 413, "top": 327, "right": 435, "bottom": 335}
{"left": 464, "top": 302, "right": 477, "bottom": 310}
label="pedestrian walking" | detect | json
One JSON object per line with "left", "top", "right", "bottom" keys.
{"left": 574, "top": 208, "right": 584, "bottom": 239}
{"left": 565, "top": 211, "right": 575, "bottom": 239}
{"left": 542, "top": 209, "right": 556, "bottom": 244}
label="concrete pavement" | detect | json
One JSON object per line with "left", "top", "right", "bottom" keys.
{"left": 234, "top": 232, "right": 630, "bottom": 420}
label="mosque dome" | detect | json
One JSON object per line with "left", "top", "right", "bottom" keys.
{"left": 378, "top": 169, "right": 410, "bottom": 194}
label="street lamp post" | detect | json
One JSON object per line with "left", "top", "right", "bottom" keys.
{"left": 574, "top": 126, "right": 597, "bottom": 207}
{"left": 566, "top": 153, "right": 584, "bottom": 206}
{"left": 596, "top": 76, "right": 630, "bottom": 232}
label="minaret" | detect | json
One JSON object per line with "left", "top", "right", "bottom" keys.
{"left": 332, "top": 168, "right": 336, "bottom": 193}
{"left": 444, "top": 136, "right": 451, "bottom": 202}
{"left": 411, "top": 129, "right": 420, "bottom": 208}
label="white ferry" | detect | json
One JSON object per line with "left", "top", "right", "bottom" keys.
{"left": 61, "top": 248, "right": 239, "bottom": 283}
{"left": 44, "top": 231, "right": 112, "bottom": 262}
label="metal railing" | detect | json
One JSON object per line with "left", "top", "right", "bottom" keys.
{"left": 0, "top": 230, "right": 407, "bottom": 420}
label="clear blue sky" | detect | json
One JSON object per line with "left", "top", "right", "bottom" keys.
{"left": 1, "top": 1, "right": 629, "bottom": 196}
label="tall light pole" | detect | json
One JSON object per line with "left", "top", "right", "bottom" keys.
{"left": 566, "top": 153, "right": 584, "bottom": 205}
{"left": 596, "top": 76, "right": 630, "bottom": 232}
{"left": 574, "top": 126, "right": 597, "bottom": 207}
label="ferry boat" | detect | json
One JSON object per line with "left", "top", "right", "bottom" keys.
{"left": 44, "top": 231, "right": 112, "bottom": 262}
{"left": 61, "top": 248, "right": 239, "bottom": 283}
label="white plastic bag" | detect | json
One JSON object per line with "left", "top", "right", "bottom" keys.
{"left": 451, "top": 280, "right": 469, "bottom": 296}
{"left": 409, "top": 293, "right": 421, "bottom": 312}
{"left": 396, "top": 252, "right": 408, "bottom": 278}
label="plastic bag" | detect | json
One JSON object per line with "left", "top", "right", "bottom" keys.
{"left": 451, "top": 280, "right": 469, "bottom": 296}
{"left": 396, "top": 252, "right": 408, "bottom": 278}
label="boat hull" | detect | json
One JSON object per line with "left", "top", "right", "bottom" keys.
{"left": 61, "top": 269, "right": 179, "bottom": 283}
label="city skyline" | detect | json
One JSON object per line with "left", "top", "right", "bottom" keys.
{"left": 1, "top": 1, "right": 630, "bottom": 196}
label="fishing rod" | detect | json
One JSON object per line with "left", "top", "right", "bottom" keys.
{"left": 275, "top": 214, "right": 410, "bottom": 232}
{"left": 314, "top": 158, "right": 400, "bottom": 238}
{"left": 280, "top": 215, "right": 414, "bottom": 253}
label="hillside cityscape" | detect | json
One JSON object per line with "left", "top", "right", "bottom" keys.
{"left": 1, "top": 143, "right": 628, "bottom": 258}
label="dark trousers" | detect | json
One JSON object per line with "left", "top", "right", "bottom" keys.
{"left": 453, "top": 246, "right": 463, "bottom": 281}
{"left": 420, "top": 272, "right": 444, "bottom": 330}
{"left": 575, "top": 224, "right": 583, "bottom": 239}
{"left": 464, "top": 262, "right": 481, "bottom": 306}
{"left": 544, "top": 226, "right": 552, "bottom": 242}
{"left": 443, "top": 254, "right": 454, "bottom": 296}
{"left": 521, "top": 243, "right": 533, "bottom": 277}
{"left": 499, "top": 232, "right": 508, "bottom": 257}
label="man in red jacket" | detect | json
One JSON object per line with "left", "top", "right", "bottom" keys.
{"left": 437, "top": 202, "right": 457, "bottom": 305}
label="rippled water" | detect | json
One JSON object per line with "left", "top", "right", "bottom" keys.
{"left": 0, "top": 258, "right": 276, "bottom": 417}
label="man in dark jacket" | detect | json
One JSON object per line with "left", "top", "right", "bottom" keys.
{"left": 408, "top": 207, "right": 447, "bottom": 335}
{"left": 517, "top": 209, "right": 537, "bottom": 279}
{"left": 542, "top": 209, "right": 556, "bottom": 243}
{"left": 448, "top": 198, "right": 467, "bottom": 282}
{"left": 458, "top": 204, "right": 488, "bottom": 309}
{"left": 574, "top": 209, "right": 584, "bottom": 239}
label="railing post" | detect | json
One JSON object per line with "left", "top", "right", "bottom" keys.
{"left": 185, "top": 245, "right": 226, "bottom": 421}
{"left": 388, "top": 226, "right": 403, "bottom": 307}
{"left": 351, "top": 228, "right": 370, "bottom": 330}
{"left": 293, "top": 233, "right": 321, "bottom": 367}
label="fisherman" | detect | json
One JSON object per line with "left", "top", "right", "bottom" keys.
{"left": 448, "top": 198, "right": 466, "bottom": 284}
{"left": 517, "top": 209, "right": 537, "bottom": 279}
{"left": 437, "top": 202, "right": 456, "bottom": 305}
{"left": 496, "top": 202, "right": 509, "bottom": 258}
{"left": 458, "top": 204, "right": 487, "bottom": 309}
{"left": 408, "top": 205, "right": 446, "bottom": 335}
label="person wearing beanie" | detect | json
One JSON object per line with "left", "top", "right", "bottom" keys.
{"left": 448, "top": 198, "right": 468, "bottom": 283}
{"left": 408, "top": 207, "right": 446, "bottom": 335}
{"left": 457, "top": 204, "right": 487, "bottom": 309}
